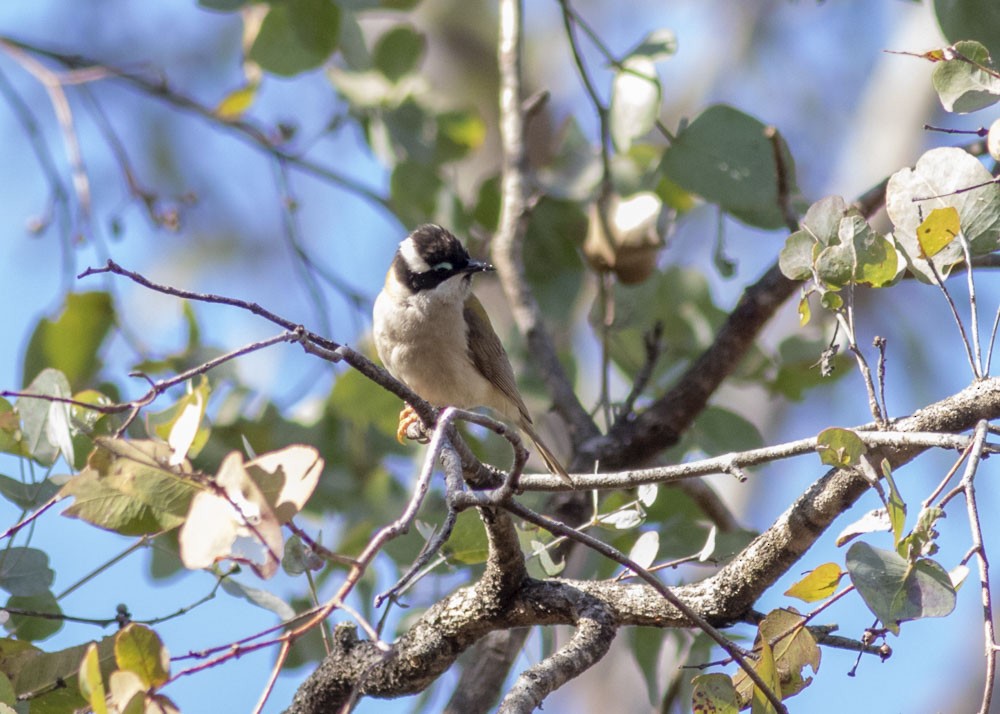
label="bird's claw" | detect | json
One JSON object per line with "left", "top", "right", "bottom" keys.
{"left": 396, "top": 404, "right": 430, "bottom": 444}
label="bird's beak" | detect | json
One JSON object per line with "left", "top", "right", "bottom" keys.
{"left": 465, "top": 259, "right": 495, "bottom": 274}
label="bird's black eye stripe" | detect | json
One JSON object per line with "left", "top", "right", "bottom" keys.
{"left": 395, "top": 256, "right": 465, "bottom": 293}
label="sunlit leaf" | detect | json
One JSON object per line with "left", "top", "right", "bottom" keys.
{"left": 916, "top": 206, "right": 960, "bottom": 258}
{"left": 931, "top": 40, "right": 1000, "bottom": 113}
{"left": 880, "top": 460, "right": 907, "bottom": 549}
{"left": 145, "top": 377, "right": 211, "bottom": 466}
{"left": 215, "top": 83, "right": 259, "bottom": 119}
{"left": 784, "top": 563, "right": 844, "bottom": 602}
{"left": 78, "top": 644, "right": 107, "bottom": 714}
{"left": 114, "top": 624, "right": 169, "bottom": 689}
{"left": 835, "top": 508, "right": 891, "bottom": 547}
{"left": 598, "top": 508, "right": 643, "bottom": 530}
{"left": 245, "top": 444, "right": 323, "bottom": 523}
{"left": 3, "top": 637, "right": 115, "bottom": 712}
{"left": 107, "top": 670, "right": 144, "bottom": 714}
{"left": 815, "top": 427, "right": 866, "bottom": 468}
{"left": 749, "top": 638, "right": 780, "bottom": 714}
{"left": 758, "top": 608, "right": 819, "bottom": 699}
{"left": 626, "top": 28, "right": 678, "bottom": 62}
{"left": 887, "top": 146, "right": 1000, "bottom": 281}
{"left": 60, "top": 439, "right": 198, "bottom": 536}
{"left": 698, "top": 525, "right": 718, "bottom": 562}
{"left": 16, "top": 369, "right": 73, "bottom": 467}
{"left": 627, "top": 530, "right": 660, "bottom": 571}
{"left": 638, "top": 483, "right": 658, "bottom": 507}
{"left": 691, "top": 672, "right": 739, "bottom": 713}
{"left": 220, "top": 579, "right": 296, "bottom": 619}
{"left": 610, "top": 57, "right": 660, "bottom": 152}
{"left": 179, "top": 452, "right": 283, "bottom": 578}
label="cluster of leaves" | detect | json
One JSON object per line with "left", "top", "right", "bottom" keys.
{"left": 685, "top": 426, "right": 961, "bottom": 711}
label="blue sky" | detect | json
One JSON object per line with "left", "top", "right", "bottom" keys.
{"left": 0, "top": 1, "right": 996, "bottom": 712}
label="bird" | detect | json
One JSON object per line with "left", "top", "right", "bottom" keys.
{"left": 372, "top": 224, "right": 573, "bottom": 486}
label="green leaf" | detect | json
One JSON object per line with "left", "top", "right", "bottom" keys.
{"left": 758, "top": 608, "right": 820, "bottom": 699}
{"left": 17, "top": 368, "right": 74, "bottom": 467}
{"left": 524, "top": 198, "right": 587, "bottom": 326}
{"left": 603, "top": 266, "right": 726, "bottom": 383}
{"left": 846, "top": 541, "right": 956, "bottom": 635}
{"left": 660, "top": 104, "right": 799, "bottom": 230}
{"left": 22, "top": 292, "right": 114, "bottom": 390}
{"left": 778, "top": 231, "right": 814, "bottom": 281}
{"left": 6, "top": 590, "right": 62, "bottom": 642}
{"left": 881, "top": 460, "right": 907, "bottom": 549}
{"left": 935, "top": 0, "right": 1000, "bottom": 61}
{"left": 691, "top": 673, "right": 739, "bottom": 713}
{"left": 220, "top": 579, "right": 296, "bottom": 620}
{"left": 784, "top": 563, "right": 844, "bottom": 602}
{"left": 0, "top": 399, "right": 19, "bottom": 456}
{"left": 435, "top": 110, "right": 486, "bottom": 163}
{"left": 249, "top": 0, "right": 341, "bottom": 76}
{"left": 897, "top": 505, "right": 944, "bottom": 560}
{"left": 815, "top": 427, "right": 866, "bottom": 468}
{"left": 199, "top": 0, "right": 249, "bottom": 9}
{"left": 887, "top": 146, "right": 1000, "bottom": 281}
{"left": 1, "top": 637, "right": 113, "bottom": 714}
{"left": 442, "top": 509, "right": 489, "bottom": 565}
{"left": 686, "top": 406, "right": 764, "bottom": 455}
{"left": 373, "top": 24, "right": 426, "bottom": 82}
{"left": 0, "top": 671, "right": 14, "bottom": 706}
{"left": 628, "top": 627, "right": 665, "bottom": 706}
{"left": 610, "top": 57, "right": 660, "bottom": 151}
{"left": 0, "top": 547, "right": 54, "bottom": 597}
{"left": 932, "top": 41, "right": 1000, "bottom": 113}
{"left": 626, "top": 28, "right": 678, "bottom": 63}
{"left": 389, "top": 159, "right": 442, "bottom": 226}
{"left": 0, "top": 474, "right": 60, "bottom": 511}
{"left": 749, "top": 638, "right": 780, "bottom": 714}
{"left": 114, "top": 624, "right": 169, "bottom": 689}
{"left": 59, "top": 438, "right": 199, "bottom": 536}
{"left": 785, "top": 196, "right": 896, "bottom": 288}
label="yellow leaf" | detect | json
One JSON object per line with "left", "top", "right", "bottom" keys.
{"left": 216, "top": 83, "right": 259, "bottom": 120}
{"left": 797, "top": 295, "right": 810, "bottom": 326}
{"left": 916, "top": 206, "right": 960, "bottom": 258}
{"left": 785, "top": 563, "right": 844, "bottom": 602}
{"left": 78, "top": 643, "right": 108, "bottom": 714}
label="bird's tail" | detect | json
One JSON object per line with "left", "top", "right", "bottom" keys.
{"left": 520, "top": 420, "right": 573, "bottom": 486}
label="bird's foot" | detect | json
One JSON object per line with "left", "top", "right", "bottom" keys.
{"left": 396, "top": 404, "right": 430, "bottom": 444}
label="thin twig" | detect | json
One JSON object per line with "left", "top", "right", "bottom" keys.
{"left": 925, "top": 256, "right": 980, "bottom": 379}
{"left": 494, "top": 0, "right": 599, "bottom": 450}
{"left": 956, "top": 421, "right": 997, "bottom": 714}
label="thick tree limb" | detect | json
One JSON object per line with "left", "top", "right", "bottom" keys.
{"left": 286, "top": 378, "right": 1000, "bottom": 712}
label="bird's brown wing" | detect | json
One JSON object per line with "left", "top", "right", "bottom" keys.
{"left": 463, "top": 294, "right": 532, "bottom": 424}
